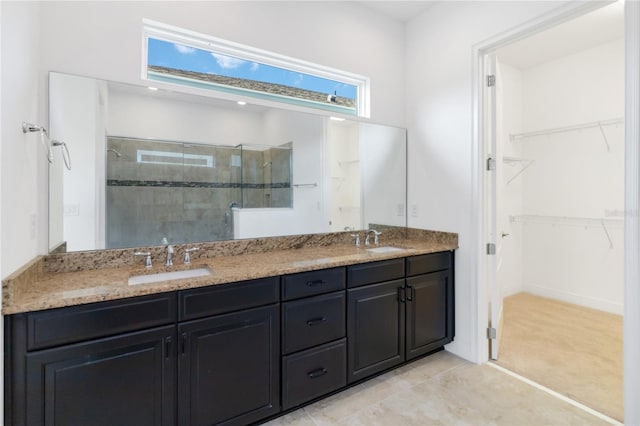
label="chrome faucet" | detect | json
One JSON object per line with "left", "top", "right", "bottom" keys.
{"left": 184, "top": 247, "right": 199, "bottom": 264}
{"left": 365, "top": 229, "right": 382, "bottom": 246}
{"left": 161, "top": 237, "right": 174, "bottom": 267}
{"left": 134, "top": 251, "right": 152, "bottom": 268}
{"left": 351, "top": 233, "right": 361, "bottom": 247}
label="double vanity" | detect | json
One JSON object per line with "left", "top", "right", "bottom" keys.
{"left": 3, "top": 227, "right": 456, "bottom": 425}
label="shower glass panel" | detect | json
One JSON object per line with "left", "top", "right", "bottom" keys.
{"left": 238, "top": 143, "right": 293, "bottom": 209}
{"left": 105, "top": 137, "right": 292, "bottom": 249}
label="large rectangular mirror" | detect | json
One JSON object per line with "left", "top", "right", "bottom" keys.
{"left": 49, "top": 72, "right": 406, "bottom": 253}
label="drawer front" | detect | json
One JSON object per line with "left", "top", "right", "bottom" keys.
{"left": 406, "top": 252, "right": 452, "bottom": 277}
{"left": 282, "top": 267, "right": 345, "bottom": 301}
{"left": 179, "top": 276, "right": 279, "bottom": 321}
{"left": 282, "top": 292, "right": 345, "bottom": 354}
{"left": 27, "top": 293, "right": 177, "bottom": 351}
{"left": 347, "top": 258, "right": 405, "bottom": 288}
{"left": 282, "top": 338, "right": 347, "bottom": 410}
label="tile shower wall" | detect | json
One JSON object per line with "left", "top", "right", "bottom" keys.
{"left": 106, "top": 138, "right": 291, "bottom": 249}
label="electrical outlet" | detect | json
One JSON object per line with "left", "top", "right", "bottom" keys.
{"left": 397, "top": 204, "right": 405, "bottom": 217}
{"left": 30, "top": 213, "right": 37, "bottom": 240}
{"left": 410, "top": 204, "right": 419, "bottom": 218}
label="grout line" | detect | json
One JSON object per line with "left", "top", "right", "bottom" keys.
{"left": 487, "top": 362, "right": 623, "bottom": 426}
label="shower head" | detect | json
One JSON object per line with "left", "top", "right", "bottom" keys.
{"left": 107, "top": 148, "right": 122, "bottom": 158}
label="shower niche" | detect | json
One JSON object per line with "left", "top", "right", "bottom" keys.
{"left": 106, "top": 137, "right": 292, "bottom": 249}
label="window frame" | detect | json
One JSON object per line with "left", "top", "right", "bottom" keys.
{"left": 141, "top": 19, "right": 371, "bottom": 118}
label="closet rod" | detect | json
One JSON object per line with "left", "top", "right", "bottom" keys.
{"left": 509, "top": 117, "right": 623, "bottom": 141}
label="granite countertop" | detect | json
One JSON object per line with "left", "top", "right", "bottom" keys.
{"left": 2, "top": 228, "right": 457, "bottom": 315}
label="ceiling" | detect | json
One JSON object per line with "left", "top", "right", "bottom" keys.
{"left": 497, "top": 1, "right": 624, "bottom": 70}
{"left": 357, "top": 1, "right": 436, "bottom": 22}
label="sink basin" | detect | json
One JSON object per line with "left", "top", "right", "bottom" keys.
{"left": 366, "top": 246, "right": 406, "bottom": 254}
{"left": 128, "top": 267, "right": 213, "bottom": 286}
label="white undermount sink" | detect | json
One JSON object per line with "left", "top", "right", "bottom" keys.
{"left": 366, "top": 246, "right": 406, "bottom": 254}
{"left": 128, "top": 267, "right": 213, "bottom": 286}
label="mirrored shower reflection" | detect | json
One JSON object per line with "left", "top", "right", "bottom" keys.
{"left": 105, "top": 137, "right": 292, "bottom": 249}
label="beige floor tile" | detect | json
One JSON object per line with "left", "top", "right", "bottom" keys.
{"left": 264, "top": 350, "right": 608, "bottom": 426}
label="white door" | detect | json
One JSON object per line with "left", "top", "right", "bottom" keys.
{"left": 486, "top": 54, "right": 504, "bottom": 360}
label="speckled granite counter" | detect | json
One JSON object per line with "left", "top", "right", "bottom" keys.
{"left": 2, "top": 227, "right": 457, "bottom": 315}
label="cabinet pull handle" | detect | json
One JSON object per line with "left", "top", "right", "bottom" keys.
{"left": 306, "top": 317, "right": 327, "bottom": 326}
{"left": 306, "top": 279, "right": 327, "bottom": 287}
{"left": 181, "top": 332, "right": 188, "bottom": 356}
{"left": 397, "top": 287, "right": 406, "bottom": 303}
{"left": 308, "top": 368, "right": 328, "bottom": 379}
{"left": 406, "top": 285, "right": 414, "bottom": 302}
{"left": 165, "top": 337, "right": 172, "bottom": 360}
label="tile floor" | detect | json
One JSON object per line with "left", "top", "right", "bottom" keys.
{"left": 265, "top": 351, "right": 610, "bottom": 425}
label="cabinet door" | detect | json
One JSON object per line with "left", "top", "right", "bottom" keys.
{"left": 347, "top": 279, "right": 405, "bottom": 383}
{"left": 25, "top": 326, "right": 176, "bottom": 426}
{"left": 178, "top": 304, "right": 280, "bottom": 426}
{"left": 406, "top": 270, "right": 451, "bottom": 360}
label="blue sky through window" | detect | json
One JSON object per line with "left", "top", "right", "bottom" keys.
{"left": 147, "top": 38, "right": 357, "bottom": 100}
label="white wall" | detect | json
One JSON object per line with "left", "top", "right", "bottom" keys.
{"left": 405, "top": 0, "right": 565, "bottom": 362}
{"left": 516, "top": 39, "right": 625, "bottom": 314}
{"left": 1, "top": 1, "right": 47, "bottom": 277}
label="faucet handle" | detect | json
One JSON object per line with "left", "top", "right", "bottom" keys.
{"left": 350, "top": 234, "right": 361, "bottom": 247}
{"left": 184, "top": 247, "right": 199, "bottom": 264}
{"left": 134, "top": 252, "right": 152, "bottom": 268}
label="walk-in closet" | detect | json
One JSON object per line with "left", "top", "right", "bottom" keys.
{"left": 491, "top": 2, "right": 624, "bottom": 421}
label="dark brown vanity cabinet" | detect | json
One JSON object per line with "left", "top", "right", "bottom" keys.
{"left": 6, "top": 293, "right": 178, "bottom": 426}
{"left": 281, "top": 268, "right": 347, "bottom": 410}
{"left": 177, "top": 277, "right": 281, "bottom": 426}
{"left": 347, "top": 252, "right": 454, "bottom": 384}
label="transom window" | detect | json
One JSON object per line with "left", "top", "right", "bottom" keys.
{"left": 142, "top": 20, "right": 370, "bottom": 117}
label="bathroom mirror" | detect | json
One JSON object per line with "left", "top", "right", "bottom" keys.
{"left": 48, "top": 72, "right": 407, "bottom": 252}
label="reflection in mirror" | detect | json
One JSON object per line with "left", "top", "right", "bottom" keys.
{"left": 105, "top": 138, "right": 292, "bottom": 248}
{"left": 49, "top": 72, "right": 406, "bottom": 253}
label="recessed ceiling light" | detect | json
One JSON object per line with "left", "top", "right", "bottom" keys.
{"left": 237, "top": 101, "right": 247, "bottom": 106}
{"left": 147, "top": 86, "right": 158, "bottom": 91}
{"left": 330, "top": 116, "right": 345, "bottom": 122}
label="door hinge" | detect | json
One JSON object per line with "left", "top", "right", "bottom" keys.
{"left": 487, "top": 74, "right": 496, "bottom": 87}
{"left": 486, "top": 156, "right": 496, "bottom": 171}
{"left": 486, "top": 243, "right": 496, "bottom": 255}
{"left": 487, "top": 327, "right": 497, "bottom": 339}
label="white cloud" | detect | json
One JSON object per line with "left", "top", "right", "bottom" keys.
{"left": 174, "top": 44, "right": 196, "bottom": 54}
{"left": 293, "top": 74, "right": 304, "bottom": 86}
{"left": 250, "top": 62, "right": 260, "bottom": 72}
{"left": 211, "top": 53, "right": 246, "bottom": 69}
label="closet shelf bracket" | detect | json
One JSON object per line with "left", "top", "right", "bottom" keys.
{"left": 503, "top": 157, "right": 534, "bottom": 184}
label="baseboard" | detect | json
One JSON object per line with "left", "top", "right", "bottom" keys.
{"left": 523, "top": 284, "right": 623, "bottom": 315}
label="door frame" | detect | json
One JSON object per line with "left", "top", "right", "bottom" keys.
{"left": 471, "top": 1, "right": 640, "bottom": 422}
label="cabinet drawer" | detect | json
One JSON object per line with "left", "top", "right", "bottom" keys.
{"left": 347, "top": 259, "right": 405, "bottom": 288}
{"left": 282, "top": 267, "right": 345, "bottom": 301}
{"left": 406, "top": 252, "right": 452, "bottom": 277}
{"left": 179, "top": 276, "right": 279, "bottom": 321}
{"left": 26, "top": 293, "right": 176, "bottom": 351}
{"left": 282, "top": 338, "right": 346, "bottom": 410}
{"left": 282, "top": 291, "right": 345, "bottom": 354}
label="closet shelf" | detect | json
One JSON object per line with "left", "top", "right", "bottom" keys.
{"left": 510, "top": 214, "right": 623, "bottom": 248}
{"left": 509, "top": 117, "right": 624, "bottom": 151}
